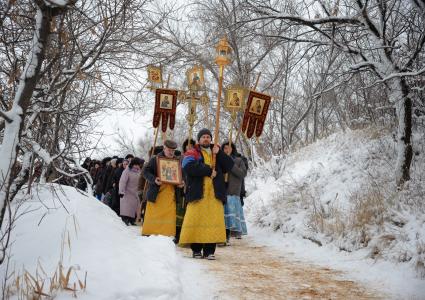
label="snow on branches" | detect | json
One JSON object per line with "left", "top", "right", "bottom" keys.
{"left": 243, "top": 0, "right": 424, "bottom": 187}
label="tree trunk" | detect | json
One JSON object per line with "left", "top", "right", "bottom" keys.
{"left": 394, "top": 78, "right": 413, "bottom": 187}
{"left": 313, "top": 96, "right": 319, "bottom": 142}
{"left": 0, "top": 3, "right": 56, "bottom": 264}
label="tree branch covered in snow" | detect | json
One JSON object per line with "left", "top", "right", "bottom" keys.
{"left": 0, "top": 1, "right": 66, "bottom": 265}
{"left": 237, "top": 0, "right": 424, "bottom": 187}
{"left": 0, "top": 0, "right": 170, "bottom": 265}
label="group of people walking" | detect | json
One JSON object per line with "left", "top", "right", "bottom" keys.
{"left": 80, "top": 154, "right": 145, "bottom": 225}
{"left": 80, "top": 128, "right": 249, "bottom": 260}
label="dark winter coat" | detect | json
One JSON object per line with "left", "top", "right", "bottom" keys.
{"left": 226, "top": 156, "right": 247, "bottom": 196}
{"left": 95, "top": 166, "right": 106, "bottom": 195}
{"left": 105, "top": 166, "right": 117, "bottom": 193}
{"left": 143, "top": 151, "right": 183, "bottom": 204}
{"left": 101, "top": 165, "right": 114, "bottom": 194}
{"left": 182, "top": 144, "right": 234, "bottom": 203}
{"left": 113, "top": 167, "right": 125, "bottom": 187}
{"left": 90, "top": 166, "right": 101, "bottom": 185}
{"left": 239, "top": 154, "right": 249, "bottom": 206}
{"left": 111, "top": 166, "right": 125, "bottom": 214}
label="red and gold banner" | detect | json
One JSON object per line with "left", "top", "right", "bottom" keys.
{"left": 153, "top": 89, "right": 178, "bottom": 132}
{"left": 241, "top": 90, "right": 271, "bottom": 138}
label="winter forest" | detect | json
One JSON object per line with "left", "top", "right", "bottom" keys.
{"left": 0, "top": 0, "right": 424, "bottom": 299}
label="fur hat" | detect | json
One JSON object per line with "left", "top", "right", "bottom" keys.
{"left": 182, "top": 138, "right": 196, "bottom": 153}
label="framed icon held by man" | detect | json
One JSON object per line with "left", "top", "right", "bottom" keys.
{"left": 156, "top": 157, "right": 182, "bottom": 185}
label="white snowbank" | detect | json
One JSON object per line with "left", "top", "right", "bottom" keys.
{"left": 245, "top": 128, "right": 425, "bottom": 299}
{"left": 0, "top": 184, "right": 214, "bottom": 299}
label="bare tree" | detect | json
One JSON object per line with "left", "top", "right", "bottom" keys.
{"left": 240, "top": 0, "right": 425, "bottom": 187}
{"left": 0, "top": 0, "right": 170, "bottom": 264}
{"left": 0, "top": 0, "right": 76, "bottom": 265}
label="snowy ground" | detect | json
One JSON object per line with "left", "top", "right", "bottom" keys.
{"left": 1, "top": 127, "right": 424, "bottom": 299}
{"left": 0, "top": 184, "right": 215, "bottom": 300}
{"left": 249, "top": 226, "right": 425, "bottom": 299}
{"left": 178, "top": 235, "right": 384, "bottom": 299}
{"left": 2, "top": 183, "right": 423, "bottom": 299}
{"left": 0, "top": 179, "right": 387, "bottom": 299}
{"left": 244, "top": 127, "right": 425, "bottom": 299}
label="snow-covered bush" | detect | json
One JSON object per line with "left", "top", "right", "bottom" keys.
{"left": 245, "top": 127, "right": 425, "bottom": 277}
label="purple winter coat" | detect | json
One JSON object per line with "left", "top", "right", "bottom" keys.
{"left": 119, "top": 167, "right": 140, "bottom": 218}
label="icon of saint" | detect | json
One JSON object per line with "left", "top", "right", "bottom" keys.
{"left": 229, "top": 92, "right": 240, "bottom": 107}
{"left": 161, "top": 95, "right": 171, "bottom": 108}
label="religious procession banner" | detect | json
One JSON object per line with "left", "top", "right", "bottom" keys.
{"left": 153, "top": 89, "right": 178, "bottom": 132}
{"left": 225, "top": 85, "right": 245, "bottom": 110}
{"left": 241, "top": 90, "right": 271, "bottom": 138}
{"left": 147, "top": 65, "right": 162, "bottom": 84}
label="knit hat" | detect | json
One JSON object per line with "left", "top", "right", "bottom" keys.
{"left": 197, "top": 128, "right": 212, "bottom": 141}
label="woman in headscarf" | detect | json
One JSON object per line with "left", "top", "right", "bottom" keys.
{"left": 222, "top": 142, "right": 248, "bottom": 243}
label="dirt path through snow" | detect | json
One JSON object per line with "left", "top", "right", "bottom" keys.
{"left": 179, "top": 237, "right": 384, "bottom": 299}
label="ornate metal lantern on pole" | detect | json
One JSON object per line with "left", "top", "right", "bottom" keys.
{"left": 213, "top": 36, "right": 232, "bottom": 167}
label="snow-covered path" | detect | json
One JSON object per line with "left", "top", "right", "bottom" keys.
{"left": 178, "top": 237, "right": 383, "bottom": 300}
{"left": 3, "top": 184, "right": 422, "bottom": 299}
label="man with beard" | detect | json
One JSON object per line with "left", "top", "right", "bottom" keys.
{"left": 179, "top": 129, "right": 234, "bottom": 260}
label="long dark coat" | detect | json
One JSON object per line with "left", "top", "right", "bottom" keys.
{"left": 111, "top": 166, "right": 124, "bottom": 215}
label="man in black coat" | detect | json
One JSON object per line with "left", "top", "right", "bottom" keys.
{"left": 142, "top": 140, "right": 183, "bottom": 237}
{"left": 179, "top": 128, "right": 234, "bottom": 260}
